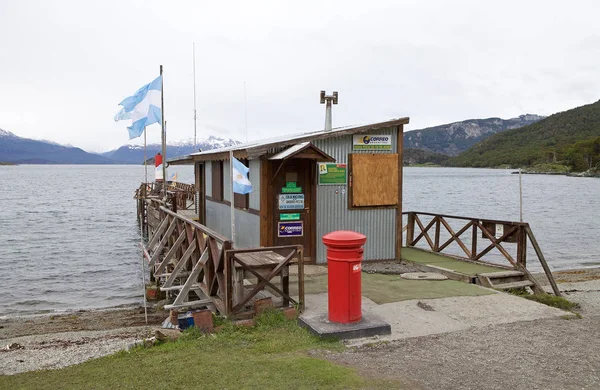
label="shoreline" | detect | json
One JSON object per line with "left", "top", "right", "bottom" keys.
{"left": 1, "top": 266, "right": 599, "bottom": 376}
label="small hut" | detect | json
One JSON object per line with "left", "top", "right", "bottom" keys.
{"left": 168, "top": 118, "right": 409, "bottom": 264}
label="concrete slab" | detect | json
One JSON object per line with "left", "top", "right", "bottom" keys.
{"left": 298, "top": 312, "right": 391, "bottom": 340}
{"left": 290, "top": 273, "right": 494, "bottom": 303}
{"left": 301, "top": 290, "right": 571, "bottom": 347}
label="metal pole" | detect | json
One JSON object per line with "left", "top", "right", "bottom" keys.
{"left": 229, "top": 150, "right": 236, "bottom": 245}
{"left": 144, "top": 127, "right": 148, "bottom": 185}
{"left": 244, "top": 82, "right": 248, "bottom": 143}
{"left": 139, "top": 204, "right": 148, "bottom": 324}
{"left": 519, "top": 168, "right": 523, "bottom": 222}
{"left": 160, "top": 65, "right": 167, "bottom": 199}
{"left": 193, "top": 43, "right": 197, "bottom": 150}
{"left": 324, "top": 100, "right": 332, "bottom": 131}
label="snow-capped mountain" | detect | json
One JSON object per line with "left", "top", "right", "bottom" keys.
{"left": 0, "top": 128, "right": 116, "bottom": 164}
{"left": 102, "top": 135, "right": 241, "bottom": 164}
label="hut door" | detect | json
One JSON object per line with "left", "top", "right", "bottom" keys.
{"left": 272, "top": 159, "right": 314, "bottom": 262}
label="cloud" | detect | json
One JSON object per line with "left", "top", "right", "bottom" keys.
{"left": 0, "top": 0, "right": 599, "bottom": 152}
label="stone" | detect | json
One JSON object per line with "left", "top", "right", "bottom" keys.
{"left": 234, "top": 319, "right": 255, "bottom": 327}
{"left": 283, "top": 307, "right": 298, "bottom": 320}
{"left": 192, "top": 310, "right": 214, "bottom": 333}
{"left": 254, "top": 297, "right": 274, "bottom": 314}
{"left": 155, "top": 329, "right": 182, "bottom": 342}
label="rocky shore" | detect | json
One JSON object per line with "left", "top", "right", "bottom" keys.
{"left": 2, "top": 266, "right": 600, "bottom": 377}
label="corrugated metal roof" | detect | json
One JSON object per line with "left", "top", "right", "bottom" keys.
{"left": 168, "top": 117, "right": 409, "bottom": 164}
{"left": 268, "top": 142, "right": 310, "bottom": 160}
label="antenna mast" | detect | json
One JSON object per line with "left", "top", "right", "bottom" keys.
{"left": 320, "top": 90, "right": 338, "bottom": 131}
{"left": 193, "top": 42, "right": 197, "bottom": 150}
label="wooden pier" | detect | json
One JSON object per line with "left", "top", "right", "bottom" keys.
{"left": 135, "top": 182, "right": 561, "bottom": 319}
{"left": 403, "top": 211, "right": 560, "bottom": 296}
{"left": 135, "top": 182, "right": 305, "bottom": 319}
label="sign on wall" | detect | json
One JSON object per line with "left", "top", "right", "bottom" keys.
{"left": 352, "top": 134, "right": 392, "bottom": 150}
{"left": 278, "top": 221, "right": 304, "bottom": 237}
{"left": 278, "top": 194, "right": 305, "bottom": 210}
{"left": 280, "top": 213, "right": 300, "bottom": 221}
{"left": 318, "top": 163, "right": 347, "bottom": 185}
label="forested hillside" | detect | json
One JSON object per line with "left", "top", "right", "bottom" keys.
{"left": 449, "top": 100, "right": 600, "bottom": 171}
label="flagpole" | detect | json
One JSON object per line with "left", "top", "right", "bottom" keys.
{"left": 244, "top": 82, "right": 248, "bottom": 143}
{"left": 144, "top": 127, "right": 148, "bottom": 185}
{"left": 193, "top": 42, "right": 197, "bottom": 150}
{"left": 229, "top": 150, "right": 236, "bottom": 246}
{"left": 160, "top": 65, "right": 167, "bottom": 199}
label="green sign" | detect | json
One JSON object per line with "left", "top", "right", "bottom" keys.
{"left": 280, "top": 213, "right": 300, "bottom": 221}
{"left": 318, "top": 163, "right": 347, "bottom": 185}
{"left": 285, "top": 181, "right": 297, "bottom": 188}
{"left": 282, "top": 186, "right": 302, "bottom": 193}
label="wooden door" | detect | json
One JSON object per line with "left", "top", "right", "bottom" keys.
{"left": 272, "top": 159, "right": 314, "bottom": 261}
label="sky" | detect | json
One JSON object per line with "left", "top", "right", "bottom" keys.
{"left": 1, "top": 0, "right": 599, "bottom": 152}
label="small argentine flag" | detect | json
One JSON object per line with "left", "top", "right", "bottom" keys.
{"left": 114, "top": 75, "right": 162, "bottom": 140}
{"left": 232, "top": 157, "right": 252, "bottom": 194}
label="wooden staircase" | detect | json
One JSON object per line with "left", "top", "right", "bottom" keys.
{"left": 477, "top": 271, "right": 536, "bottom": 291}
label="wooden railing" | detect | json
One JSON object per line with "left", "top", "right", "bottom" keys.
{"left": 142, "top": 202, "right": 302, "bottom": 318}
{"left": 403, "top": 211, "right": 560, "bottom": 296}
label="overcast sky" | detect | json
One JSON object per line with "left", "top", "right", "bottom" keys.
{"left": 1, "top": 0, "right": 599, "bottom": 152}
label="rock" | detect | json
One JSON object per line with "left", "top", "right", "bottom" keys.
{"left": 3, "top": 342, "right": 25, "bottom": 351}
{"left": 155, "top": 329, "right": 182, "bottom": 342}
{"left": 254, "top": 297, "right": 274, "bottom": 314}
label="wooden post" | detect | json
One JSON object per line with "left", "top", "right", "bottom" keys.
{"left": 471, "top": 221, "right": 478, "bottom": 260}
{"left": 406, "top": 212, "right": 415, "bottom": 246}
{"left": 395, "top": 124, "right": 404, "bottom": 261}
{"left": 434, "top": 217, "right": 440, "bottom": 252}
{"left": 516, "top": 225, "right": 527, "bottom": 268}
{"left": 298, "top": 246, "right": 305, "bottom": 312}
{"left": 525, "top": 225, "right": 561, "bottom": 296}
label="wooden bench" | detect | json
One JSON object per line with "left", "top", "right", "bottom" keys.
{"left": 232, "top": 251, "right": 289, "bottom": 306}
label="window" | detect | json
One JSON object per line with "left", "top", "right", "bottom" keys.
{"left": 211, "top": 160, "right": 223, "bottom": 201}
{"left": 348, "top": 153, "right": 398, "bottom": 208}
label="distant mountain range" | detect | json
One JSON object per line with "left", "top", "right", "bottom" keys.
{"left": 0, "top": 129, "right": 240, "bottom": 165}
{"left": 0, "top": 129, "right": 115, "bottom": 164}
{"left": 404, "top": 114, "right": 545, "bottom": 156}
{"left": 101, "top": 136, "right": 240, "bottom": 164}
{"left": 450, "top": 100, "right": 600, "bottom": 171}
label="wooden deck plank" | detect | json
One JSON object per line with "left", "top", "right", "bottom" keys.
{"left": 402, "top": 247, "right": 507, "bottom": 276}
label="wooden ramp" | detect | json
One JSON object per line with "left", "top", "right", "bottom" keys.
{"left": 402, "top": 247, "right": 536, "bottom": 291}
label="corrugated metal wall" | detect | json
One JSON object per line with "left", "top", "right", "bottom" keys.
{"left": 249, "top": 159, "right": 261, "bottom": 210}
{"left": 223, "top": 160, "right": 231, "bottom": 202}
{"left": 205, "top": 161, "right": 212, "bottom": 197}
{"left": 205, "top": 199, "right": 260, "bottom": 248}
{"left": 312, "top": 126, "right": 398, "bottom": 263}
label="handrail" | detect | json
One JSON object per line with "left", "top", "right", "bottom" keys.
{"left": 402, "top": 211, "right": 528, "bottom": 227}
{"left": 159, "top": 205, "right": 230, "bottom": 244}
{"left": 403, "top": 211, "right": 560, "bottom": 296}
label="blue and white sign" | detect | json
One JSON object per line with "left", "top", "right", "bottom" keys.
{"left": 278, "top": 221, "right": 304, "bottom": 237}
{"left": 278, "top": 194, "right": 304, "bottom": 210}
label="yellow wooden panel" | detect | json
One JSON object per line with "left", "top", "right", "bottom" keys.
{"left": 350, "top": 153, "right": 398, "bottom": 207}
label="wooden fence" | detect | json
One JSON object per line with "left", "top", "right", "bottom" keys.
{"left": 403, "top": 211, "right": 560, "bottom": 296}
{"left": 142, "top": 200, "right": 303, "bottom": 318}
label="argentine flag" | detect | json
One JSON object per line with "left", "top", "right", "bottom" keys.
{"left": 232, "top": 157, "right": 252, "bottom": 194}
{"left": 114, "top": 75, "right": 162, "bottom": 139}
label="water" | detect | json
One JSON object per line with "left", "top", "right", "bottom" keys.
{"left": 0, "top": 165, "right": 598, "bottom": 317}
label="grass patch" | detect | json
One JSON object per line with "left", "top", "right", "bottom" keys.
{"left": 508, "top": 289, "right": 581, "bottom": 312}
{"left": 0, "top": 310, "right": 400, "bottom": 390}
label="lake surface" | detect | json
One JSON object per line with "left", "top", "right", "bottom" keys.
{"left": 0, "top": 165, "right": 598, "bottom": 317}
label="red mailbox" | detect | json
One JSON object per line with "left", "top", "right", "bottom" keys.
{"left": 322, "top": 230, "right": 367, "bottom": 324}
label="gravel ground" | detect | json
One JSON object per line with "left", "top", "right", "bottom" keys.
{"left": 0, "top": 307, "right": 165, "bottom": 375}
{"left": 324, "top": 314, "right": 600, "bottom": 390}
{"left": 0, "top": 327, "right": 154, "bottom": 375}
{"left": 362, "top": 261, "right": 420, "bottom": 275}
